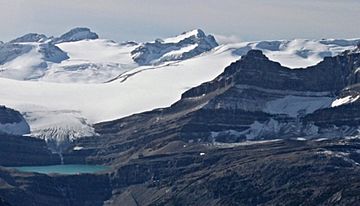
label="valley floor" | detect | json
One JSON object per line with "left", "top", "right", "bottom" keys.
{"left": 1, "top": 138, "right": 360, "bottom": 206}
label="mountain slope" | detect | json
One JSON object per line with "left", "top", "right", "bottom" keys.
{"left": 62, "top": 49, "right": 360, "bottom": 165}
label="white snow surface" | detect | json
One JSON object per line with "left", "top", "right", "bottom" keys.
{"left": 265, "top": 95, "right": 334, "bottom": 117}
{"left": 331, "top": 95, "right": 360, "bottom": 107}
{"left": 20, "top": 105, "right": 96, "bottom": 144}
{"left": 229, "top": 38, "right": 359, "bottom": 68}
{"left": 0, "top": 40, "right": 138, "bottom": 83}
{"left": 0, "top": 43, "right": 44, "bottom": 80}
{"left": 0, "top": 36, "right": 358, "bottom": 83}
{"left": 0, "top": 46, "right": 236, "bottom": 143}
{"left": 41, "top": 39, "right": 138, "bottom": 83}
{"left": 163, "top": 29, "right": 203, "bottom": 43}
{"left": 161, "top": 44, "right": 198, "bottom": 59}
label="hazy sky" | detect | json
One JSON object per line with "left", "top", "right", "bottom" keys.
{"left": 1, "top": 0, "right": 360, "bottom": 43}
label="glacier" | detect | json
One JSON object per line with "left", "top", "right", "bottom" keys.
{"left": 0, "top": 27, "right": 359, "bottom": 150}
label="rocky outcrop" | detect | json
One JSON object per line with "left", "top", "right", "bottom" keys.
{"left": 0, "top": 106, "right": 30, "bottom": 136}
{"left": 38, "top": 43, "right": 69, "bottom": 63}
{"left": 178, "top": 49, "right": 360, "bottom": 141}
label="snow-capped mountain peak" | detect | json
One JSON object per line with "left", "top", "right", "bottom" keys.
{"left": 162, "top": 29, "right": 207, "bottom": 43}
{"left": 131, "top": 29, "right": 218, "bottom": 65}
{"left": 52, "top": 27, "right": 99, "bottom": 44}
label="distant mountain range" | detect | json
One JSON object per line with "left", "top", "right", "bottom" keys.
{"left": 0, "top": 28, "right": 360, "bottom": 151}
{"left": 1, "top": 32, "right": 360, "bottom": 206}
{"left": 1, "top": 28, "right": 360, "bottom": 206}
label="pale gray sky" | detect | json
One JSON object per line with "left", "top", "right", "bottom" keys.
{"left": 1, "top": 0, "right": 359, "bottom": 42}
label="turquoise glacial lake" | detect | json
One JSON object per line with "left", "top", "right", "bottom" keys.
{"left": 12, "top": 164, "right": 110, "bottom": 175}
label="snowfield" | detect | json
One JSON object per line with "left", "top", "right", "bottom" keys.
{"left": 0, "top": 27, "right": 359, "bottom": 147}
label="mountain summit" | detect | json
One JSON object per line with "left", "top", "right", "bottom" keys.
{"left": 52, "top": 27, "right": 99, "bottom": 44}
{"left": 131, "top": 29, "right": 218, "bottom": 65}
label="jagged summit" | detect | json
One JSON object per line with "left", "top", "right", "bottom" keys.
{"left": 242, "top": 49, "right": 269, "bottom": 60}
{"left": 9, "top": 33, "right": 49, "bottom": 43}
{"left": 52, "top": 27, "right": 99, "bottom": 44}
{"left": 162, "top": 29, "right": 207, "bottom": 43}
{"left": 131, "top": 28, "right": 218, "bottom": 65}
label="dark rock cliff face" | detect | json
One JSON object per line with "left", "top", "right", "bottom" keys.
{"left": 0, "top": 106, "right": 24, "bottom": 125}
{"left": 178, "top": 50, "right": 360, "bottom": 141}
{"left": 182, "top": 50, "right": 360, "bottom": 97}
{"left": 0, "top": 168, "right": 111, "bottom": 206}
{"left": 0, "top": 134, "right": 60, "bottom": 166}
{"left": 0, "top": 106, "right": 58, "bottom": 166}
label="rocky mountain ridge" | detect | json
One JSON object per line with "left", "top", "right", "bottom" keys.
{"left": 59, "top": 49, "right": 360, "bottom": 166}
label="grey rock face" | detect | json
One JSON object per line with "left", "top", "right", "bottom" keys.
{"left": 131, "top": 29, "right": 218, "bottom": 65}
{"left": 0, "top": 43, "right": 33, "bottom": 65}
{"left": 9, "top": 33, "right": 49, "bottom": 43}
{"left": 38, "top": 43, "right": 69, "bottom": 63}
{"left": 52, "top": 27, "right": 99, "bottom": 44}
